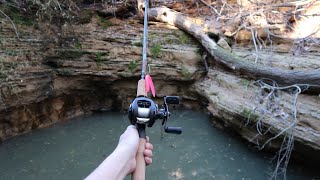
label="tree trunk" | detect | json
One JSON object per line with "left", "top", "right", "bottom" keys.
{"left": 149, "top": 7, "right": 320, "bottom": 92}
{"left": 137, "top": 0, "right": 144, "bottom": 14}
{"left": 148, "top": 4, "right": 320, "bottom": 164}
{"left": 194, "top": 69, "right": 320, "bottom": 162}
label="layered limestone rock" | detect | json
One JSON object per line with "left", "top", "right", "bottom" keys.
{"left": 0, "top": 17, "right": 205, "bottom": 141}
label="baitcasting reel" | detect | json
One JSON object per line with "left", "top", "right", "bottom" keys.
{"left": 128, "top": 96, "right": 182, "bottom": 134}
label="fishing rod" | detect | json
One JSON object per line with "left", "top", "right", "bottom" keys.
{"left": 128, "top": 0, "right": 182, "bottom": 179}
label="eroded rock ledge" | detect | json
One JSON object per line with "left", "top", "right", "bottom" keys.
{"left": 0, "top": 17, "right": 206, "bottom": 141}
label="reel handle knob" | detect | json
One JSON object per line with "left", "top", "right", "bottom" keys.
{"left": 165, "top": 96, "right": 180, "bottom": 104}
{"left": 165, "top": 126, "right": 182, "bottom": 134}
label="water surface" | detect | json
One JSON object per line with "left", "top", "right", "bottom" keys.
{"left": 0, "top": 110, "right": 317, "bottom": 180}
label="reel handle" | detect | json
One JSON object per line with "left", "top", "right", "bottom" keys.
{"left": 165, "top": 96, "right": 180, "bottom": 104}
{"left": 165, "top": 126, "right": 182, "bottom": 134}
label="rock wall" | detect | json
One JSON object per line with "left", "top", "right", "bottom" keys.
{"left": 0, "top": 15, "right": 206, "bottom": 141}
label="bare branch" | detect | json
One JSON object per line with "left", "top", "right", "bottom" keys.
{"left": 0, "top": 9, "right": 20, "bottom": 40}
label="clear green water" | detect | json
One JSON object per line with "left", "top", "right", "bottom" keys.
{"left": 0, "top": 110, "right": 318, "bottom": 180}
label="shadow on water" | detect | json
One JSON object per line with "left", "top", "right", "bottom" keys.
{"left": 0, "top": 110, "right": 319, "bottom": 180}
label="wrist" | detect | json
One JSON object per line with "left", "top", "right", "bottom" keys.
{"left": 116, "top": 143, "right": 137, "bottom": 159}
{"left": 113, "top": 145, "right": 136, "bottom": 176}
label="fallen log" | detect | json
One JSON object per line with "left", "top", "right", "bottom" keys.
{"left": 149, "top": 7, "right": 320, "bottom": 91}
{"left": 194, "top": 69, "right": 320, "bottom": 162}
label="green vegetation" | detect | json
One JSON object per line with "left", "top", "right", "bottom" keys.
{"left": 94, "top": 51, "right": 109, "bottom": 67}
{"left": 241, "top": 108, "right": 260, "bottom": 121}
{"left": 128, "top": 60, "right": 138, "bottom": 73}
{"left": 133, "top": 41, "right": 143, "bottom": 47}
{"left": 209, "top": 92, "right": 219, "bottom": 96}
{"left": 77, "top": 9, "right": 95, "bottom": 24}
{"left": 11, "top": 12, "right": 34, "bottom": 26}
{"left": 169, "top": 31, "right": 191, "bottom": 44}
{"left": 95, "top": 52, "right": 103, "bottom": 67}
{"left": 74, "top": 40, "right": 82, "bottom": 50}
{"left": 241, "top": 79, "right": 251, "bottom": 91}
{"left": 25, "top": 0, "right": 79, "bottom": 21}
{"left": 96, "top": 15, "right": 113, "bottom": 29}
{"left": 181, "top": 66, "right": 192, "bottom": 79}
{"left": 148, "top": 31, "right": 192, "bottom": 47}
{"left": 0, "top": 68, "right": 7, "bottom": 80}
{"left": 0, "top": 57, "right": 17, "bottom": 88}
{"left": 0, "top": 38, "right": 3, "bottom": 46}
{"left": 149, "top": 34, "right": 157, "bottom": 40}
{"left": 5, "top": 49, "right": 19, "bottom": 56}
{"left": 150, "top": 44, "right": 162, "bottom": 58}
{"left": 164, "top": 38, "right": 177, "bottom": 44}
{"left": 1, "top": 1, "right": 79, "bottom": 25}
{"left": 0, "top": 6, "right": 34, "bottom": 26}
{"left": 178, "top": 32, "right": 190, "bottom": 44}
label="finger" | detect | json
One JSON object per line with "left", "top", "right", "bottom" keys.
{"left": 145, "top": 142, "right": 153, "bottom": 150}
{"left": 144, "top": 149, "right": 153, "bottom": 158}
{"left": 145, "top": 157, "right": 152, "bottom": 165}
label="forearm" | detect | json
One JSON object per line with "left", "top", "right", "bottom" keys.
{"left": 85, "top": 146, "right": 133, "bottom": 180}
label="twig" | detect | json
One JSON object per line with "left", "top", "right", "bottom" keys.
{"left": 242, "top": 79, "right": 320, "bottom": 180}
{"left": 201, "top": 51, "right": 209, "bottom": 72}
{"left": 0, "top": 9, "right": 20, "bottom": 40}
{"left": 249, "top": 28, "right": 259, "bottom": 63}
{"left": 273, "top": 0, "right": 317, "bottom": 7}
{"left": 219, "top": 2, "right": 226, "bottom": 16}
{"left": 199, "top": 0, "right": 219, "bottom": 16}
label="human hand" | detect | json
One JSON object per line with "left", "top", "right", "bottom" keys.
{"left": 85, "top": 125, "right": 153, "bottom": 180}
{"left": 117, "top": 125, "right": 153, "bottom": 175}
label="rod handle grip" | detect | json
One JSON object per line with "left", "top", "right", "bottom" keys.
{"left": 137, "top": 79, "right": 147, "bottom": 97}
{"left": 131, "top": 138, "right": 146, "bottom": 180}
